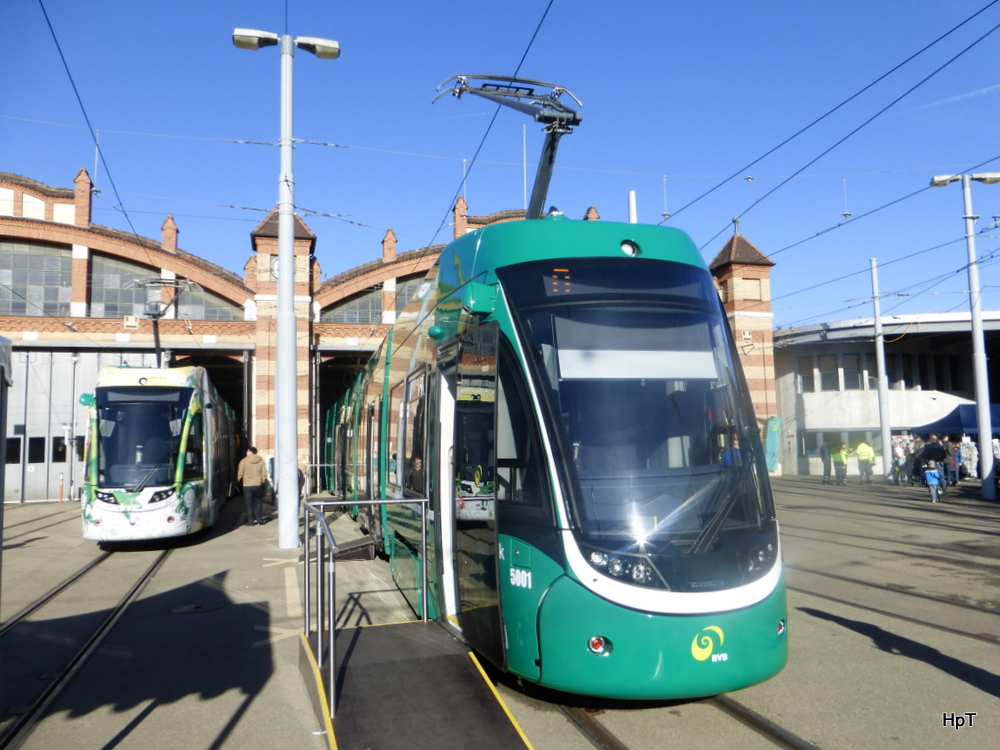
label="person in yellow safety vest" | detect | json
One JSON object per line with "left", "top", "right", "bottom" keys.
{"left": 856, "top": 440, "right": 876, "bottom": 485}
{"left": 831, "top": 443, "right": 850, "bottom": 486}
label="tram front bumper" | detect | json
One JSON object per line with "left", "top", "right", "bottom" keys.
{"left": 82, "top": 494, "right": 199, "bottom": 541}
{"left": 536, "top": 574, "right": 788, "bottom": 699}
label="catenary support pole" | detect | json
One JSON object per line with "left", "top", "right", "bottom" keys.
{"left": 871, "top": 259, "right": 893, "bottom": 482}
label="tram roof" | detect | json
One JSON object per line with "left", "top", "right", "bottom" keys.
{"left": 449, "top": 215, "right": 705, "bottom": 278}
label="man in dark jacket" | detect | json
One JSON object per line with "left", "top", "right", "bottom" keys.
{"left": 238, "top": 447, "right": 268, "bottom": 526}
{"left": 922, "top": 435, "right": 948, "bottom": 486}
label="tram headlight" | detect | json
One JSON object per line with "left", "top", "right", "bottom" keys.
{"left": 581, "top": 544, "right": 665, "bottom": 588}
{"left": 149, "top": 488, "right": 175, "bottom": 504}
{"left": 588, "top": 551, "right": 609, "bottom": 567}
{"left": 96, "top": 490, "right": 118, "bottom": 505}
{"left": 744, "top": 541, "right": 776, "bottom": 581}
{"left": 631, "top": 562, "right": 654, "bottom": 584}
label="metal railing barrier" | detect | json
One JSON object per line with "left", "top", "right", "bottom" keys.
{"left": 301, "top": 496, "right": 429, "bottom": 719}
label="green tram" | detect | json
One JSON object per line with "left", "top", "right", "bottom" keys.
{"left": 324, "top": 216, "right": 787, "bottom": 699}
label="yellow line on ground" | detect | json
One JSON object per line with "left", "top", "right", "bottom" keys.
{"left": 468, "top": 651, "right": 535, "bottom": 750}
{"left": 299, "top": 631, "right": 337, "bottom": 750}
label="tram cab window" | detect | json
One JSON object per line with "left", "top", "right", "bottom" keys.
{"left": 495, "top": 341, "right": 550, "bottom": 515}
{"left": 183, "top": 413, "right": 204, "bottom": 479}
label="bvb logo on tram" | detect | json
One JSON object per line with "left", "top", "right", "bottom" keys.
{"left": 691, "top": 626, "right": 728, "bottom": 662}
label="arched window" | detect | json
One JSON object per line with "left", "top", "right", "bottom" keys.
{"left": 395, "top": 277, "right": 424, "bottom": 313}
{"left": 321, "top": 286, "right": 383, "bottom": 324}
{"left": 90, "top": 254, "right": 158, "bottom": 318}
{"left": 176, "top": 286, "right": 242, "bottom": 321}
{"left": 0, "top": 240, "right": 71, "bottom": 316}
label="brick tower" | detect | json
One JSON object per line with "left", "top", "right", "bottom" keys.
{"left": 709, "top": 224, "right": 777, "bottom": 428}
{"left": 244, "top": 209, "right": 318, "bottom": 464}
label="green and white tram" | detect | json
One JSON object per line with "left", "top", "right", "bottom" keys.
{"left": 80, "top": 365, "right": 239, "bottom": 543}
{"left": 326, "top": 216, "right": 788, "bottom": 699}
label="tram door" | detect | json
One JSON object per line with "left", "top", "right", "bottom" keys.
{"left": 449, "top": 322, "right": 505, "bottom": 669}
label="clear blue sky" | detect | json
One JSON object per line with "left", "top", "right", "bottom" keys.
{"left": 4, "top": 0, "right": 1000, "bottom": 329}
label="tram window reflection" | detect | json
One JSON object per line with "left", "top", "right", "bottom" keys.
{"left": 406, "top": 456, "right": 424, "bottom": 493}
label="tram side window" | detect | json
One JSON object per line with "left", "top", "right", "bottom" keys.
{"left": 387, "top": 380, "right": 406, "bottom": 491}
{"left": 184, "top": 413, "right": 204, "bottom": 479}
{"left": 27, "top": 436, "right": 45, "bottom": 463}
{"left": 404, "top": 373, "right": 427, "bottom": 497}
{"left": 6, "top": 436, "right": 21, "bottom": 464}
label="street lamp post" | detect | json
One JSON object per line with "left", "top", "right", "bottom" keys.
{"left": 930, "top": 172, "right": 999, "bottom": 500}
{"left": 234, "top": 29, "right": 340, "bottom": 548}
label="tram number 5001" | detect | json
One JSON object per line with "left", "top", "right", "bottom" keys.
{"left": 510, "top": 568, "right": 533, "bottom": 589}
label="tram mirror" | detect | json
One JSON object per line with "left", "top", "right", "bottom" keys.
{"left": 461, "top": 282, "right": 497, "bottom": 315}
{"left": 428, "top": 325, "right": 445, "bottom": 340}
{"left": 79, "top": 393, "right": 95, "bottom": 406}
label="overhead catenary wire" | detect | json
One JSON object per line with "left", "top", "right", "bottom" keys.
{"left": 11, "top": 1, "right": 1000, "bottom": 334}
{"left": 697, "top": 13, "right": 1000, "bottom": 253}
{"left": 21, "top": 0, "right": 206, "bottom": 356}
{"left": 663, "top": 0, "right": 1000, "bottom": 225}
{"left": 367, "top": 0, "right": 559, "bottom": 303}
{"left": 775, "top": 235, "right": 1000, "bottom": 328}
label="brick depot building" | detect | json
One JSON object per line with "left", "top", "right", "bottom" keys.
{"left": 0, "top": 169, "right": 775, "bottom": 501}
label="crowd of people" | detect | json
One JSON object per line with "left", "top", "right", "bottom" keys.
{"left": 820, "top": 434, "right": 985, "bottom": 498}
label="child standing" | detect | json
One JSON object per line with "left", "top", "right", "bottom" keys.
{"left": 924, "top": 460, "right": 942, "bottom": 503}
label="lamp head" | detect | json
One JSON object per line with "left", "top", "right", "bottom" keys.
{"left": 295, "top": 36, "right": 340, "bottom": 59}
{"left": 930, "top": 175, "right": 960, "bottom": 188}
{"left": 971, "top": 173, "right": 1000, "bottom": 185}
{"left": 232, "top": 28, "right": 279, "bottom": 51}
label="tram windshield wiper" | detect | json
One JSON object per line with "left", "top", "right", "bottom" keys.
{"left": 130, "top": 461, "right": 167, "bottom": 493}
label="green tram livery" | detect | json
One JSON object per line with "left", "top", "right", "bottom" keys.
{"left": 80, "top": 365, "right": 239, "bottom": 543}
{"left": 324, "top": 216, "right": 788, "bottom": 699}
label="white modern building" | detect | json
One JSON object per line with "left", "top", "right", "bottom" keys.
{"left": 773, "top": 312, "right": 1000, "bottom": 476}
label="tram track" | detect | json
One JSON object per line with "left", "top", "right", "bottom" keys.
{"left": 558, "top": 695, "right": 820, "bottom": 750}
{"left": 0, "top": 549, "right": 172, "bottom": 749}
{"left": 0, "top": 551, "right": 113, "bottom": 636}
{"left": 708, "top": 695, "right": 819, "bottom": 750}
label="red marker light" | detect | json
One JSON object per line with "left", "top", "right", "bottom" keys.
{"left": 587, "top": 636, "right": 613, "bottom": 655}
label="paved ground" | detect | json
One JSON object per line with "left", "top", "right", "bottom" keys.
{"left": 1, "top": 496, "right": 413, "bottom": 750}
{"left": 4, "top": 474, "right": 998, "bottom": 749}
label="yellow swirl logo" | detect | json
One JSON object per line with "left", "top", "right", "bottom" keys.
{"left": 691, "top": 626, "right": 725, "bottom": 661}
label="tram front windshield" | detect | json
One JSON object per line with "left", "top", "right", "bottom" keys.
{"left": 498, "top": 258, "right": 778, "bottom": 592}
{"left": 95, "top": 386, "right": 192, "bottom": 490}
